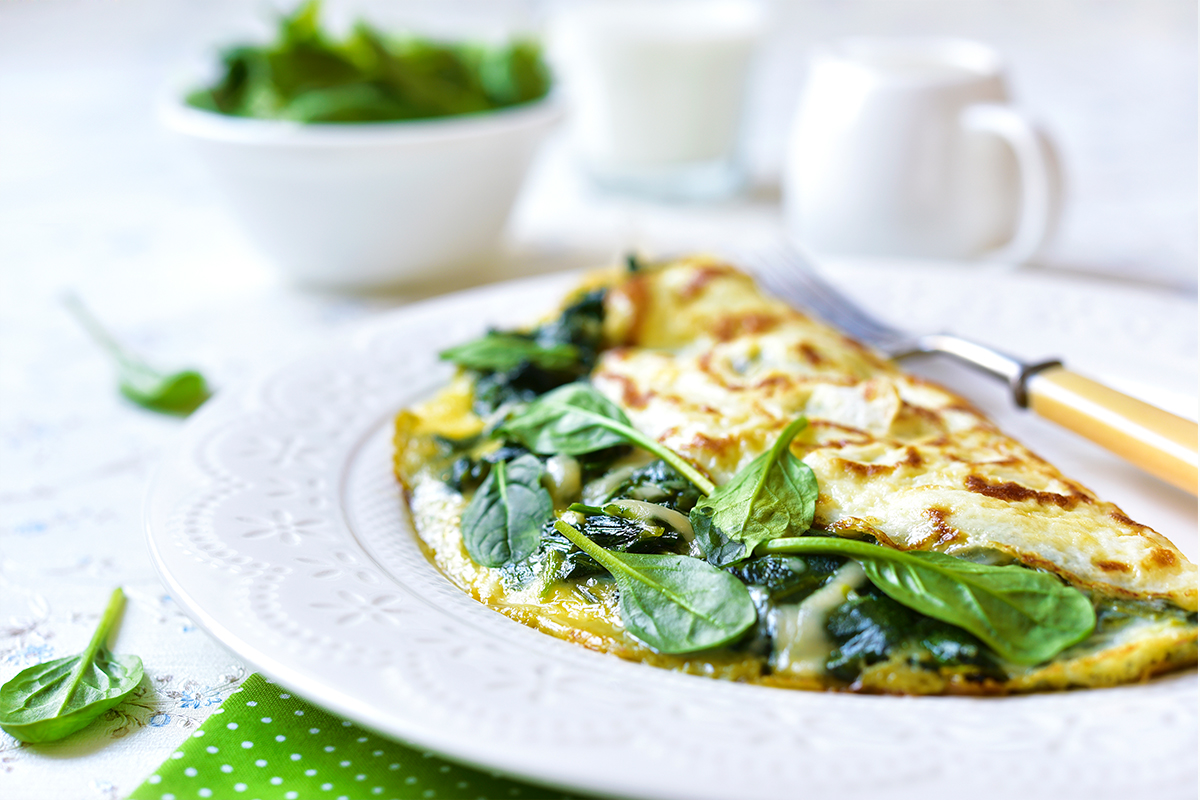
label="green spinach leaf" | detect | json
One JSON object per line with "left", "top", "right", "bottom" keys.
{"left": 443, "top": 443, "right": 529, "bottom": 493}
{"left": 500, "top": 383, "right": 715, "bottom": 494}
{"left": 469, "top": 289, "right": 607, "bottom": 415}
{"left": 187, "top": 1, "right": 551, "bottom": 123}
{"left": 822, "top": 585, "right": 921, "bottom": 681}
{"left": 553, "top": 520, "right": 756, "bottom": 654}
{"left": 0, "top": 588, "right": 144, "bottom": 743}
{"left": 440, "top": 333, "right": 580, "bottom": 373}
{"left": 478, "top": 40, "right": 550, "bottom": 106}
{"left": 690, "top": 417, "right": 817, "bottom": 566}
{"left": 565, "top": 503, "right": 688, "bottom": 556}
{"left": 760, "top": 536, "right": 1096, "bottom": 665}
{"left": 823, "top": 585, "right": 1005, "bottom": 682}
{"left": 726, "top": 553, "right": 846, "bottom": 603}
{"left": 461, "top": 454, "right": 553, "bottom": 567}
{"left": 599, "top": 459, "right": 703, "bottom": 513}
{"left": 64, "top": 294, "right": 211, "bottom": 416}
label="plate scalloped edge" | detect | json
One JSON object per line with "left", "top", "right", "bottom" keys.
{"left": 146, "top": 271, "right": 1198, "bottom": 800}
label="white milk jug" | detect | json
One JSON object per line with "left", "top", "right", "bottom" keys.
{"left": 783, "top": 38, "right": 1061, "bottom": 262}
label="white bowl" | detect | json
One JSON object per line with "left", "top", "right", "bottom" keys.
{"left": 161, "top": 97, "right": 562, "bottom": 290}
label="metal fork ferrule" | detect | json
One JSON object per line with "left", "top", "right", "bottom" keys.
{"left": 912, "top": 334, "right": 1061, "bottom": 408}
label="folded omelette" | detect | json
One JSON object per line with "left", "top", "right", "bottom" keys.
{"left": 394, "top": 256, "right": 1197, "bottom": 694}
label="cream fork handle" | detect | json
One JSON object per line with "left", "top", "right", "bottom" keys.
{"left": 1027, "top": 366, "right": 1198, "bottom": 494}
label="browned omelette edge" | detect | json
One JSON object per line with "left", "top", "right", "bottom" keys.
{"left": 393, "top": 257, "right": 1198, "bottom": 694}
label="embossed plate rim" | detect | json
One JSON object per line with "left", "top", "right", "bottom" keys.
{"left": 145, "top": 266, "right": 1198, "bottom": 800}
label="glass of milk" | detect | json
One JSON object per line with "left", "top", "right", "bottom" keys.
{"left": 549, "top": 0, "right": 764, "bottom": 200}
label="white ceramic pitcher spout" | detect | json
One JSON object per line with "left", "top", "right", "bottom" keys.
{"left": 783, "top": 37, "right": 1062, "bottom": 263}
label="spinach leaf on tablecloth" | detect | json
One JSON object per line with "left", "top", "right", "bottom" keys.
{"left": 0, "top": 588, "right": 144, "bottom": 743}
{"left": 64, "top": 294, "right": 211, "bottom": 416}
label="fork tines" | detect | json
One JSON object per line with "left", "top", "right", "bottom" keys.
{"left": 741, "top": 245, "right": 907, "bottom": 349}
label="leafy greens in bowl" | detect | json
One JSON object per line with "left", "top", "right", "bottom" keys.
{"left": 164, "top": 2, "right": 559, "bottom": 289}
{"left": 187, "top": 1, "right": 551, "bottom": 124}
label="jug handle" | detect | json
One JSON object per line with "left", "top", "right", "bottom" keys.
{"left": 961, "top": 103, "right": 1063, "bottom": 264}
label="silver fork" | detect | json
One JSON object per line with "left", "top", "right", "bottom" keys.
{"left": 744, "top": 245, "right": 1061, "bottom": 407}
{"left": 741, "top": 244, "right": 1198, "bottom": 494}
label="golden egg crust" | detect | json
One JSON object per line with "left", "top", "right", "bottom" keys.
{"left": 394, "top": 256, "right": 1197, "bottom": 694}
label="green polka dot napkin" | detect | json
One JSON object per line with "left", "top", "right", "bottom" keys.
{"left": 129, "top": 673, "right": 591, "bottom": 800}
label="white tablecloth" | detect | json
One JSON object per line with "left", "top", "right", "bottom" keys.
{"left": 1, "top": 1, "right": 1195, "bottom": 798}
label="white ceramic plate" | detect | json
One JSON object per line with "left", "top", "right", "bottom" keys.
{"left": 146, "top": 265, "right": 1198, "bottom": 800}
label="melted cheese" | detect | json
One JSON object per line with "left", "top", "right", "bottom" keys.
{"left": 395, "top": 256, "right": 1198, "bottom": 694}
{"left": 592, "top": 259, "right": 1197, "bottom": 610}
{"left": 770, "top": 562, "right": 866, "bottom": 676}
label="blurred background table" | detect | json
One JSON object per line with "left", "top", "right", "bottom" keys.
{"left": 1, "top": 1, "right": 1195, "bottom": 798}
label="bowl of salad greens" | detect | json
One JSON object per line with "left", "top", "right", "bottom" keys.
{"left": 163, "top": 2, "right": 558, "bottom": 289}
